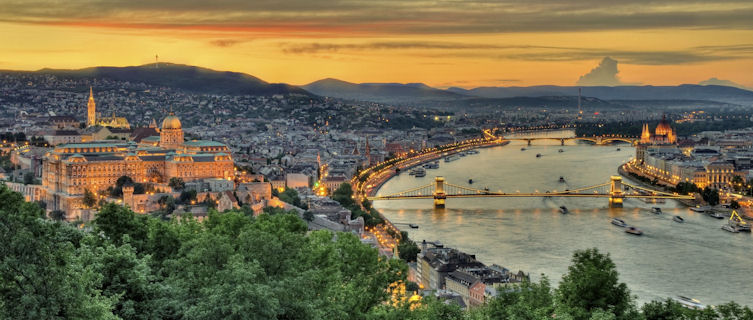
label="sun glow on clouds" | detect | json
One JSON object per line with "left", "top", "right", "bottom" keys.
{"left": 0, "top": 0, "right": 752, "bottom": 87}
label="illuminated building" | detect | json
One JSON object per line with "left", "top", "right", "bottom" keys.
{"left": 41, "top": 113, "right": 233, "bottom": 217}
{"left": 86, "top": 87, "right": 130, "bottom": 129}
{"left": 637, "top": 115, "right": 677, "bottom": 162}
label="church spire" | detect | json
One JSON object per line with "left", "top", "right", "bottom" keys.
{"left": 87, "top": 86, "right": 97, "bottom": 127}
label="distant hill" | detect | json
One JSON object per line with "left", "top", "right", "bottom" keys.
{"left": 302, "top": 78, "right": 466, "bottom": 104}
{"left": 434, "top": 95, "right": 625, "bottom": 110}
{"left": 20, "top": 63, "right": 310, "bottom": 96}
{"left": 447, "top": 85, "right": 753, "bottom": 105}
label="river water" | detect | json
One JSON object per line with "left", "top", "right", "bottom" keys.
{"left": 374, "top": 131, "right": 753, "bottom": 306}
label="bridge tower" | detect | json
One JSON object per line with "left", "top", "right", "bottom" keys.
{"left": 434, "top": 176, "right": 446, "bottom": 208}
{"left": 609, "top": 176, "right": 624, "bottom": 207}
{"left": 527, "top": 139, "right": 532, "bottom": 146}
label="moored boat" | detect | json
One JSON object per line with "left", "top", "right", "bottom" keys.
{"left": 708, "top": 211, "right": 724, "bottom": 219}
{"left": 722, "top": 224, "right": 739, "bottom": 233}
{"left": 611, "top": 218, "right": 628, "bottom": 227}
{"left": 625, "top": 226, "right": 643, "bottom": 236}
{"left": 690, "top": 206, "right": 711, "bottom": 213}
{"left": 409, "top": 224, "right": 419, "bottom": 229}
{"left": 673, "top": 216, "right": 685, "bottom": 223}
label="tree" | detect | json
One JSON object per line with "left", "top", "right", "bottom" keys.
{"left": 93, "top": 203, "right": 149, "bottom": 252}
{"left": 168, "top": 177, "right": 185, "bottom": 190}
{"left": 674, "top": 182, "right": 699, "bottom": 195}
{"left": 50, "top": 209, "right": 66, "bottom": 221}
{"left": 556, "top": 248, "right": 637, "bottom": 320}
{"left": 0, "top": 185, "right": 116, "bottom": 319}
{"left": 83, "top": 189, "right": 97, "bottom": 208}
{"left": 701, "top": 187, "right": 720, "bottom": 206}
{"left": 178, "top": 189, "right": 197, "bottom": 204}
{"left": 730, "top": 200, "right": 741, "bottom": 209}
{"left": 642, "top": 299, "right": 688, "bottom": 320}
{"left": 303, "top": 210, "right": 314, "bottom": 222}
{"left": 398, "top": 231, "right": 421, "bottom": 262}
{"left": 731, "top": 175, "right": 745, "bottom": 192}
{"left": 332, "top": 183, "right": 357, "bottom": 210}
{"left": 279, "top": 187, "right": 303, "bottom": 208}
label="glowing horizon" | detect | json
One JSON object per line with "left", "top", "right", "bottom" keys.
{"left": 1, "top": 0, "right": 752, "bottom": 89}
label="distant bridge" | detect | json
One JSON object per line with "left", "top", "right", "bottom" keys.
{"left": 503, "top": 136, "right": 638, "bottom": 146}
{"left": 368, "top": 176, "right": 694, "bottom": 208}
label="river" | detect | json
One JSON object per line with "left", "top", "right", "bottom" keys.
{"left": 373, "top": 131, "right": 753, "bottom": 306}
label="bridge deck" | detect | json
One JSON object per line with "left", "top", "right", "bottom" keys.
{"left": 368, "top": 193, "right": 694, "bottom": 200}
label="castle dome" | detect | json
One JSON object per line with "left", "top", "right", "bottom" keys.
{"left": 162, "top": 112, "right": 182, "bottom": 130}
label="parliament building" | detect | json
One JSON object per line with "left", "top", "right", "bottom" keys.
{"left": 42, "top": 112, "right": 234, "bottom": 215}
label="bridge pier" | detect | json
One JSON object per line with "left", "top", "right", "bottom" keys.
{"left": 434, "top": 176, "right": 446, "bottom": 208}
{"left": 609, "top": 176, "right": 624, "bottom": 208}
{"left": 561, "top": 138, "right": 565, "bottom": 146}
{"left": 527, "top": 140, "right": 531, "bottom": 146}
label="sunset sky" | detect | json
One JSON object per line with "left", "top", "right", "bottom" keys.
{"left": 1, "top": 0, "right": 752, "bottom": 88}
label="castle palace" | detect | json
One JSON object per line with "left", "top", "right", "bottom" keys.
{"left": 42, "top": 112, "right": 233, "bottom": 216}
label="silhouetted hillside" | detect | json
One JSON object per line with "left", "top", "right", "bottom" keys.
{"left": 303, "top": 78, "right": 466, "bottom": 104}
{"left": 28, "top": 63, "right": 310, "bottom": 96}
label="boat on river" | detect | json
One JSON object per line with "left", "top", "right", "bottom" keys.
{"left": 611, "top": 218, "right": 628, "bottom": 227}
{"left": 559, "top": 206, "right": 569, "bottom": 214}
{"left": 674, "top": 296, "right": 706, "bottom": 310}
{"left": 520, "top": 147, "right": 526, "bottom": 151}
{"left": 625, "top": 226, "right": 643, "bottom": 236}
{"left": 559, "top": 176, "right": 566, "bottom": 183}
{"left": 690, "top": 206, "right": 711, "bottom": 213}
{"left": 411, "top": 167, "right": 426, "bottom": 177}
{"left": 536, "top": 153, "right": 542, "bottom": 158}
{"left": 558, "top": 149, "right": 564, "bottom": 153}
{"left": 722, "top": 224, "right": 739, "bottom": 233}
{"left": 423, "top": 161, "right": 439, "bottom": 169}
{"left": 651, "top": 207, "right": 662, "bottom": 214}
{"left": 444, "top": 155, "right": 460, "bottom": 162}
{"left": 468, "top": 179, "right": 473, "bottom": 184}
{"left": 708, "top": 211, "right": 725, "bottom": 219}
{"left": 409, "top": 224, "right": 419, "bottom": 229}
{"left": 466, "top": 149, "right": 480, "bottom": 155}
{"left": 673, "top": 216, "right": 685, "bottom": 223}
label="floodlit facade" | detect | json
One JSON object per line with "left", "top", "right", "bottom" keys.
{"left": 42, "top": 113, "right": 233, "bottom": 216}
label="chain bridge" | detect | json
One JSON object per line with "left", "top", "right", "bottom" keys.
{"left": 367, "top": 176, "right": 694, "bottom": 208}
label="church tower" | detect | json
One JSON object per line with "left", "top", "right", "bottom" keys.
{"left": 640, "top": 123, "right": 651, "bottom": 144}
{"left": 87, "top": 87, "right": 96, "bottom": 127}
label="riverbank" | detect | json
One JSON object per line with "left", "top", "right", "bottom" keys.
{"left": 618, "top": 163, "right": 698, "bottom": 207}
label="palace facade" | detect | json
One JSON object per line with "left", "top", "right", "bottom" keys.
{"left": 42, "top": 113, "right": 234, "bottom": 215}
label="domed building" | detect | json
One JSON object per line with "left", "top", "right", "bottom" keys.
{"left": 160, "top": 112, "right": 184, "bottom": 149}
{"left": 640, "top": 115, "right": 676, "bottom": 145}
{"left": 41, "top": 112, "right": 234, "bottom": 217}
